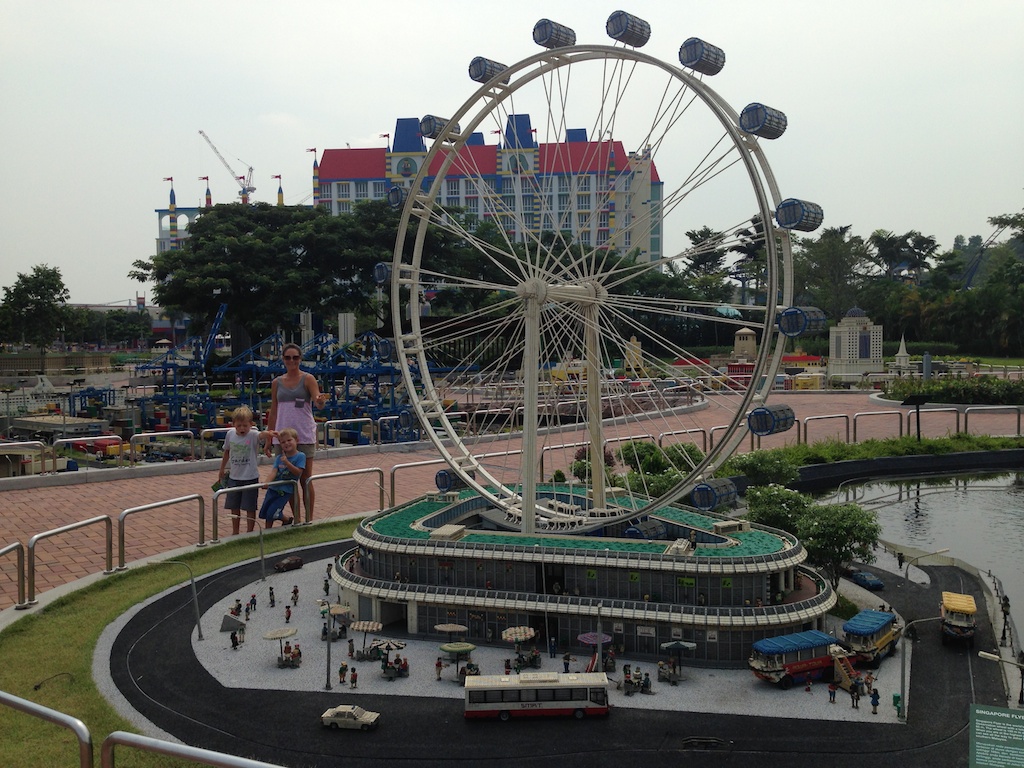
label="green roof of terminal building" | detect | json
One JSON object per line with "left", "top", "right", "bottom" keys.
{"left": 364, "top": 489, "right": 784, "bottom": 557}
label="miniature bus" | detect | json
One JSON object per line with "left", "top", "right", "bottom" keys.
{"left": 842, "top": 609, "right": 902, "bottom": 667}
{"left": 940, "top": 591, "right": 978, "bottom": 646}
{"left": 748, "top": 629, "right": 847, "bottom": 689}
{"left": 464, "top": 672, "right": 610, "bottom": 720}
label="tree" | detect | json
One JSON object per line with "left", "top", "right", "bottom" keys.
{"left": 793, "top": 226, "right": 872, "bottom": 320}
{"left": 0, "top": 264, "right": 69, "bottom": 353}
{"left": 796, "top": 503, "right": 881, "bottom": 589}
{"left": 744, "top": 485, "right": 812, "bottom": 534}
{"left": 130, "top": 202, "right": 396, "bottom": 341}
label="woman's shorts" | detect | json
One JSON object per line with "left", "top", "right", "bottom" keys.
{"left": 224, "top": 476, "right": 259, "bottom": 510}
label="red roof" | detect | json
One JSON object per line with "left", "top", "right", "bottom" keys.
{"left": 318, "top": 148, "right": 388, "bottom": 180}
{"left": 428, "top": 144, "right": 498, "bottom": 177}
{"left": 783, "top": 355, "right": 824, "bottom": 363}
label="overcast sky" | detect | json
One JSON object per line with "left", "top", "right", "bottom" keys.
{"left": 2, "top": 0, "right": 1021, "bottom": 306}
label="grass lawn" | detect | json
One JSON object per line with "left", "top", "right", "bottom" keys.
{"left": 0, "top": 520, "right": 358, "bottom": 768}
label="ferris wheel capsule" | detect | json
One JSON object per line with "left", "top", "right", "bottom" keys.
{"left": 386, "top": 186, "right": 409, "bottom": 210}
{"left": 740, "top": 103, "right": 788, "bottom": 140}
{"left": 777, "top": 306, "right": 827, "bottom": 337}
{"left": 690, "top": 478, "right": 738, "bottom": 511}
{"left": 533, "top": 18, "right": 576, "bottom": 49}
{"left": 747, "top": 404, "right": 796, "bottom": 436}
{"left": 679, "top": 37, "right": 726, "bottom": 76}
{"left": 469, "top": 56, "right": 510, "bottom": 84}
{"left": 775, "top": 198, "right": 824, "bottom": 232}
{"left": 606, "top": 10, "right": 650, "bottom": 48}
{"left": 420, "top": 115, "right": 460, "bottom": 140}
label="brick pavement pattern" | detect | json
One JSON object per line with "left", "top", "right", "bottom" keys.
{"left": 1, "top": 392, "right": 1018, "bottom": 609}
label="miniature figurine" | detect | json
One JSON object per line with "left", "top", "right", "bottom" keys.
{"left": 268, "top": 587, "right": 276, "bottom": 608}
{"left": 350, "top": 668, "right": 358, "bottom": 688}
{"left": 248, "top": 594, "right": 257, "bottom": 612}
{"left": 338, "top": 661, "right": 348, "bottom": 683}
{"left": 244, "top": 606, "right": 250, "bottom": 622}
{"left": 237, "top": 625, "right": 245, "bottom": 643}
{"left": 231, "top": 598, "right": 242, "bottom": 617}
{"left": 291, "top": 585, "right": 299, "bottom": 606}
{"left": 285, "top": 605, "right": 292, "bottom": 624}
{"left": 436, "top": 657, "right": 444, "bottom": 680}
{"left": 348, "top": 638, "right": 354, "bottom": 658}
{"left": 230, "top": 631, "right": 239, "bottom": 650}
{"left": 323, "top": 577, "right": 330, "bottom": 596}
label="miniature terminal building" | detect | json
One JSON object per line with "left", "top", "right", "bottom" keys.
{"left": 332, "top": 486, "right": 836, "bottom": 667}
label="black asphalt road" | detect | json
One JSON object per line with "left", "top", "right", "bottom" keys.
{"left": 109, "top": 543, "right": 1006, "bottom": 768}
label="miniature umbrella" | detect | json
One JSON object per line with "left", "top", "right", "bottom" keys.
{"left": 501, "top": 625, "right": 536, "bottom": 654}
{"left": 434, "top": 622, "right": 469, "bottom": 643}
{"left": 577, "top": 632, "right": 612, "bottom": 646}
{"left": 349, "top": 620, "right": 383, "bottom": 650}
{"left": 660, "top": 639, "right": 697, "bottom": 670}
{"left": 369, "top": 637, "right": 407, "bottom": 663}
{"left": 439, "top": 641, "right": 476, "bottom": 678}
{"left": 263, "top": 626, "right": 298, "bottom": 659}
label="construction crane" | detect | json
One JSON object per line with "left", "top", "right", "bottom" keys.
{"left": 198, "top": 130, "right": 256, "bottom": 200}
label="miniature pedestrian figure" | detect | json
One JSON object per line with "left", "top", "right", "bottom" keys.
{"left": 291, "top": 585, "right": 299, "bottom": 606}
{"left": 268, "top": 587, "right": 276, "bottom": 608}
{"left": 870, "top": 688, "right": 880, "bottom": 714}
{"left": 294, "top": 643, "right": 302, "bottom": 661}
{"left": 237, "top": 624, "right": 245, "bottom": 644}
{"left": 338, "top": 662, "right": 348, "bottom": 684}
{"left": 348, "top": 638, "right": 354, "bottom": 658}
{"left": 230, "top": 631, "right": 239, "bottom": 651}
{"left": 897, "top": 551, "right": 905, "bottom": 568}
{"left": 323, "top": 577, "right": 330, "bottom": 596}
{"left": 285, "top": 605, "right": 292, "bottom": 624}
{"left": 232, "top": 598, "right": 242, "bottom": 617}
{"left": 563, "top": 651, "right": 572, "bottom": 673}
{"left": 828, "top": 681, "right": 837, "bottom": 703}
{"left": 244, "top": 605, "right": 250, "bottom": 622}
{"left": 548, "top": 636, "right": 557, "bottom": 658}
{"left": 864, "top": 672, "right": 875, "bottom": 692}
{"left": 436, "top": 657, "right": 444, "bottom": 680}
{"left": 283, "top": 641, "right": 293, "bottom": 657}
{"left": 350, "top": 668, "right": 358, "bottom": 689}
{"left": 805, "top": 679, "right": 812, "bottom": 694}
{"left": 248, "top": 594, "right": 257, "bottom": 613}
{"left": 851, "top": 687, "right": 860, "bottom": 709}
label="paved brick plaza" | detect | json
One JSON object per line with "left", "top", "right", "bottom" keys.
{"left": 2, "top": 391, "right": 1019, "bottom": 610}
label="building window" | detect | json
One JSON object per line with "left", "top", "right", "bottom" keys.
{"left": 466, "top": 197, "right": 479, "bottom": 214}
{"left": 577, "top": 194, "right": 591, "bottom": 210}
{"left": 337, "top": 201, "right": 351, "bottom": 214}
{"left": 373, "top": 181, "right": 387, "bottom": 198}
{"left": 598, "top": 211, "right": 609, "bottom": 229}
{"left": 446, "top": 197, "right": 460, "bottom": 208}
{"left": 319, "top": 183, "right": 331, "bottom": 200}
{"left": 337, "top": 182, "right": 350, "bottom": 199}
{"left": 577, "top": 213, "right": 590, "bottom": 230}
{"left": 355, "top": 181, "right": 368, "bottom": 199}
{"left": 580, "top": 229, "right": 591, "bottom": 245}
{"left": 559, "top": 175, "right": 570, "bottom": 192}
{"left": 558, "top": 194, "right": 569, "bottom": 212}
{"left": 447, "top": 179, "right": 460, "bottom": 197}
{"left": 597, "top": 175, "right": 609, "bottom": 192}
{"left": 577, "top": 175, "right": 591, "bottom": 192}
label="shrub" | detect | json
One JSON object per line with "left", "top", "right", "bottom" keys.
{"left": 719, "top": 449, "right": 800, "bottom": 487}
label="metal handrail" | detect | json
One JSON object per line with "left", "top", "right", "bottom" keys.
{"left": 0, "top": 689, "right": 93, "bottom": 768}
{"left": 210, "top": 482, "right": 294, "bottom": 543}
{"left": 802, "top": 413, "right": 850, "bottom": 445}
{"left": 852, "top": 410, "right": 904, "bottom": 442}
{"left": 52, "top": 435, "right": 125, "bottom": 473}
{"left": 907, "top": 406, "right": 961, "bottom": 435}
{"left": 0, "top": 540, "right": 26, "bottom": 608}
{"left": 657, "top": 427, "right": 708, "bottom": 453}
{"left": 129, "top": 430, "right": 197, "bottom": 465}
{"left": 708, "top": 424, "right": 730, "bottom": 451}
{"left": 27, "top": 516, "right": 113, "bottom": 605}
{"left": 118, "top": 495, "right": 204, "bottom": 568}
{"left": 377, "top": 414, "right": 400, "bottom": 443}
{"left": 964, "top": 405, "right": 1023, "bottom": 437}
{"left": 101, "top": 731, "right": 285, "bottom": 768}
{"left": 303, "top": 467, "right": 386, "bottom": 525}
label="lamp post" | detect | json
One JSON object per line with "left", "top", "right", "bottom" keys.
{"left": 157, "top": 561, "right": 204, "bottom": 641}
{"left": 899, "top": 616, "right": 942, "bottom": 720}
{"left": 978, "top": 650, "right": 1024, "bottom": 707}
{"left": 902, "top": 547, "right": 951, "bottom": 586}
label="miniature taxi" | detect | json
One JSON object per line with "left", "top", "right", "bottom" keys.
{"left": 320, "top": 704, "right": 381, "bottom": 731}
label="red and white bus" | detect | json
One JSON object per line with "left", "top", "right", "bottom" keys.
{"left": 464, "top": 672, "right": 610, "bottom": 720}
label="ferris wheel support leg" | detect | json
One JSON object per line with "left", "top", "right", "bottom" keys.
{"left": 585, "top": 305, "right": 606, "bottom": 510}
{"left": 521, "top": 296, "right": 540, "bottom": 535}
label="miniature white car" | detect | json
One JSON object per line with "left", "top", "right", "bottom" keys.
{"left": 321, "top": 705, "right": 381, "bottom": 731}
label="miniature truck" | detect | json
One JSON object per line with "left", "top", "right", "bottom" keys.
{"left": 940, "top": 591, "right": 978, "bottom": 647}
{"left": 842, "top": 609, "right": 902, "bottom": 667}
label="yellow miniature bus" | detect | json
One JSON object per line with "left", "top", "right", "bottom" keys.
{"left": 940, "top": 591, "right": 977, "bottom": 647}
